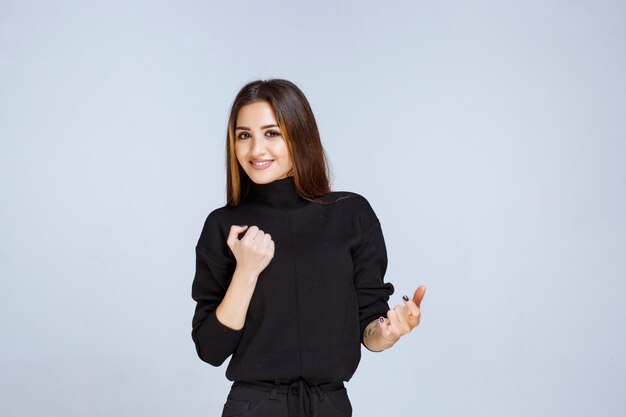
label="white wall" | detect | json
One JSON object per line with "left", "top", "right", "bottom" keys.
{"left": 1, "top": 1, "right": 624, "bottom": 416}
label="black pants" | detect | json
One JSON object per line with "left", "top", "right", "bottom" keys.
{"left": 221, "top": 378, "right": 353, "bottom": 417}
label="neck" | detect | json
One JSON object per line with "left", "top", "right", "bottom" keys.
{"left": 247, "top": 175, "right": 307, "bottom": 209}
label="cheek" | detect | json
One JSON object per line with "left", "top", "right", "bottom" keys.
{"left": 234, "top": 144, "right": 247, "bottom": 159}
{"left": 235, "top": 153, "right": 249, "bottom": 168}
{"left": 272, "top": 143, "right": 291, "bottom": 161}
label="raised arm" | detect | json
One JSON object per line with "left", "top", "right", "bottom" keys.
{"left": 191, "top": 246, "right": 249, "bottom": 366}
{"left": 191, "top": 217, "right": 274, "bottom": 366}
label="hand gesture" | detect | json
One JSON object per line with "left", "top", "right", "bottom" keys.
{"left": 379, "top": 285, "right": 426, "bottom": 345}
{"left": 226, "top": 225, "right": 275, "bottom": 276}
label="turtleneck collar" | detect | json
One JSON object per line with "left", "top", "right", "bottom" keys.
{"left": 246, "top": 175, "right": 308, "bottom": 209}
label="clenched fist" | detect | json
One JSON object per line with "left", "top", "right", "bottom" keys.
{"left": 227, "top": 225, "right": 275, "bottom": 277}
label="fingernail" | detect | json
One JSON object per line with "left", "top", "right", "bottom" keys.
{"left": 402, "top": 295, "right": 409, "bottom": 302}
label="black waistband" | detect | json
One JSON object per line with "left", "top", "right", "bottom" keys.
{"left": 233, "top": 378, "right": 344, "bottom": 393}
{"left": 232, "top": 378, "right": 345, "bottom": 417}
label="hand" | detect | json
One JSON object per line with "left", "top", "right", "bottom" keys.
{"left": 227, "top": 225, "right": 275, "bottom": 276}
{"left": 379, "top": 285, "right": 426, "bottom": 344}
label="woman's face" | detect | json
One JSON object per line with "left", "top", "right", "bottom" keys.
{"left": 234, "top": 101, "right": 294, "bottom": 184}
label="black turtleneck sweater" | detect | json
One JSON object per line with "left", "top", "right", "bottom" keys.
{"left": 191, "top": 176, "right": 395, "bottom": 383}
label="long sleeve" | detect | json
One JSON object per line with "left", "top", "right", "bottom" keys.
{"left": 351, "top": 199, "right": 395, "bottom": 352}
{"left": 191, "top": 213, "right": 244, "bottom": 367}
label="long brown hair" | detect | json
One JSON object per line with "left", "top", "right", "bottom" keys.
{"left": 225, "top": 79, "right": 346, "bottom": 206}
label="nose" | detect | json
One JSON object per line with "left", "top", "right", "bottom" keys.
{"left": 250, "top": 135, "right": 269, "bottom": 157}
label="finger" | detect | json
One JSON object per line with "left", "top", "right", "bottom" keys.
{"left": 378, "top": 316, "right": 394, "bottom": 341}
{"left": 262, "top": 233, "right": 274, "bottom": 253}
{"left": 241, "top": 225, "right": 261, "bottom": 243}
{"left": 412, "top": 285, "right": 426, "bottom": 308}
{"left": 394, "top": 303, "right": 410, "bottom": 324}
{"left": 227, "top": 224, "right": 249, "bottom": 245}
{"left": 402, "top": 295, "right": 419, "bottom": 317}
{"left": 386, "top": 310, "right": 404, "bottom": 341}
{"left": 394, "top": 304, "right": 412, "bottom": 333}
{"left": 405, "top": 302, "right": 421, "bottom": 326}
{"left": 387, "top": 309, "right": 400, "bottom": 332}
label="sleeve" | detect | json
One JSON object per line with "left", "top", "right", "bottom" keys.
{"left": 351, "top": 197, "right": 395, "bottom": 352}
{"left": 191, "top": 213, "right": 244, "bottom": 367}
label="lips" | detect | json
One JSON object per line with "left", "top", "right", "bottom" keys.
{"left": 250, "top": 160, "right": 274, "bottom": 170}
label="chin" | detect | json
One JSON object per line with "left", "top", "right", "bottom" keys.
{"left": 247, "top": 172, "right": 276, "bottom": 182}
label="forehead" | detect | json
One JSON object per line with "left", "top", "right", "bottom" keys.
{"left": 236, "top": 102, "right": 277, "bottom": 126}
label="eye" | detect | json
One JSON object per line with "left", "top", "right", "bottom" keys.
{"left": 237, "top": 132, "right": 250, "bottom": 140}
{"left": 266, "top": 130, "right": 281, "bottom": 137}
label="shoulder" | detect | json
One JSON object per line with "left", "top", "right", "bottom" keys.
{"left": 319, "top": 190, "right": 370, "bottom": 206}
{"left": 331, "top": 190, "right": 378, "bottom": 211}
{"left": 322, "top": 190, "right": 381, "bottom": 229}
{"left": 196, "top": 205, "right": 237, "bottom": 265}
{"left": 204, "top": 204, "right": 233, "bottom": 224}
{"left": 199, "top": 205, "right": 233, "bottom": 236}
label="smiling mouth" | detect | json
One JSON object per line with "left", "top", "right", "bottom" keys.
{"left": 250, "top": 160, "right": 274, "bottom": 169}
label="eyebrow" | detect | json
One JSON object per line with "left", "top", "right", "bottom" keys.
{"left": 235, "top": 124, "right": 278, "bottom": 131}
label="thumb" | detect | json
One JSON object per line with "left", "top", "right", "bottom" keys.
{"left": 412, "top": 285, "right": 426, "bottom": 308}
{"left": 227, "top": 224, "right": 249, "bottom": 245}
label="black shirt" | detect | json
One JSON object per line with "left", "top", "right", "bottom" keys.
{"left": 191, "top": 175, "right": 395, "bottom": 383}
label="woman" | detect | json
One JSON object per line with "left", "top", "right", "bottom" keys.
{"left": 191, "top": 79, "right": 426, "bottom": 417}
